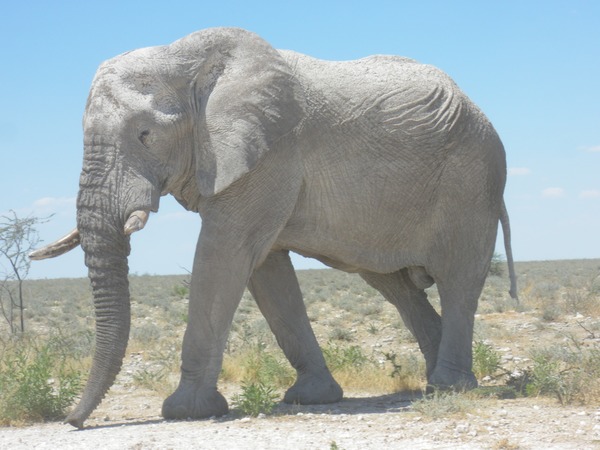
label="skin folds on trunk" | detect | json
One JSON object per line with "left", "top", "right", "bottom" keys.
{"left": 68, "top": 150, "right": 135, "bottom": 428}
{"left": 66, "top": 260, "right": 130, "bottom": 428}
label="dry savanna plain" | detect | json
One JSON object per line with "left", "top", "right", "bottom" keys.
{"left": 1, "top": 259, "right": 600, "bottom": 449}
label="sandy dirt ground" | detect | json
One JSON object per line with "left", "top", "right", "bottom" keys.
{"left": 2, "top": 389, "right": 600, "bottom": 449}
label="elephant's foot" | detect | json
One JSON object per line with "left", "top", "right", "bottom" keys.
{"left": 162, "top": 383, "right": 228, "bottom": 420}
{"left": 284, "top": 371, "right": 343, "bottom": 404}
{"left": 427, "top": 365, "right": 478, "bottom": 392}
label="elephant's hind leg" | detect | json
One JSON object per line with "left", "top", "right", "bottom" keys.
{"left": 248, "top": 250, "right": 343, "bottom": 405}
{"left": 359, "top": 268, "right": 442, "bottom": 378}
{"left": 428, "top": 274, "right": 483, "bottom": 390}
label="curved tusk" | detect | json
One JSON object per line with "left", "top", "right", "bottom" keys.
{"left": 29, "top": 228, "right": 81, "bottom": 260}
{"left": 124, "top": 210, "right": 150, "bottom": 235}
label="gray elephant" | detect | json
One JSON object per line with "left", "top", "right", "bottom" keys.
{"left": 31, "top": 27, "right": 518, "bottom": 428}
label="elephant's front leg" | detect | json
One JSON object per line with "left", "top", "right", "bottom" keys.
{"left": 248, "top": 250, "right": 343, "bottom": 405}
{"left": 161, "top": 146, "right": 302, "bottom": 419}
{"left": 161, "top": 230, "right": 253, "bottom": 420}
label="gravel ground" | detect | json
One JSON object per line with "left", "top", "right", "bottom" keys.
{"left": 2, "top": 391, "right": 600, "bottom": 449}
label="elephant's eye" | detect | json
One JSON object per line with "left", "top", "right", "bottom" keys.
{"left": 138, "top": 130, "right": 151, "bottom": 148}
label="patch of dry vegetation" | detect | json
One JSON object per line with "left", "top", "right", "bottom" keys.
{"left": 1, "top": 259, "right": 600, "bottom": 425}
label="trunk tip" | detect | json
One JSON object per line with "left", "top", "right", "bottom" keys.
{"left": 65, "top": 410, "right": 87, "bottom": 429}
{"left": 66, "top": 418, "right": 85, "bottom": 429}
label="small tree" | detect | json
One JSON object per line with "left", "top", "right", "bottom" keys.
{"left": 488, "top": 252, "right": 505, "bottom": 278}
{"left": 0, "top": 211, "right": 48, "bottom": 333}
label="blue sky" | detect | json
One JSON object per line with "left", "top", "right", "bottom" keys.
{"left": 1, "top": 1, "right": 599, "bottom": 279}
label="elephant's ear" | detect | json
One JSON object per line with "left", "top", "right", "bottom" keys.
{"left": 192, "top": 30, "right": 305, "bottom": 197}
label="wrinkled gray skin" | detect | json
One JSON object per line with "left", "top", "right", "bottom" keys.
{"left": 32, "top": 28, "right": 518, "bottom": 428}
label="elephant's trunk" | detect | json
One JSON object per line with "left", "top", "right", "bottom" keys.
{"left": 67, "top": 148, "right": 134, "bottom": 428}
{"left": 66, "top": 258, "right": 130, "bottom": 428}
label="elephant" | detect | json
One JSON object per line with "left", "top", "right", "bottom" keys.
{"left": 30, "top": 27, "right": 518, "bottom": 428}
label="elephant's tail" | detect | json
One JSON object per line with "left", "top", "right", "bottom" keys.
{"left": 500, "top": 200, "right": 519, "bottom": 301}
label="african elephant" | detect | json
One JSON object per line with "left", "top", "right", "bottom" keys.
{"left": 31, "top": 27, "right": 518, "bottom": 428}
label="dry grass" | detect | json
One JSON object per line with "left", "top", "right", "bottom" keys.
{"left": 331, "top": 359, "right": 424, "bottom": 394}
{"left": 1, "top": 258, "right": 599, "bottom": 424}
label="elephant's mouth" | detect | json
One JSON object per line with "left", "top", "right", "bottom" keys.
{"left": 29, "top": 209, "right": 150, "bottom": 260}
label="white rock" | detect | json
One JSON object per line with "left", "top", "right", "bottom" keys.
{"left": 455, "top": 423, "right": 469, "bottom": 433}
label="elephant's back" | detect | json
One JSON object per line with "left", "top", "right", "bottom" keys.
{"left": 278, "top": 50, "right": 459, "bottom": 104}
{"left": 279, "top": 50, "right": 494, "bottom": 157}
{"left": 278, "top": 49, "right": 422, "bottom": 81}
{"left": 280, "top": 50, "right": 506, "bottom": 198}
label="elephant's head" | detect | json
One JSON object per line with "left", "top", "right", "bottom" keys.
{"left": 30, "top": 28, "right": 305, "bottom": 428}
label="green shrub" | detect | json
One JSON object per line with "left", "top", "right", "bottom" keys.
{"left": 0, "top": 334, "right": 84, "bottom": 424}
{"left": 131, "top": 346, "right": 180, "bottom": 396}
{"left": 367, "top": 322, "right": 379, "bottom": 335}
{"left": 244, "top": 344, "right": 294, "bottom": 387}
{"left": 131, "top": 321, "right": 162, "bottom": 343}
{"left": 522, "top": 341, "right": 600, "bottom": 405}
{"left": 525, "top": 352, "right": 564, "bottom": 398}
{"left": 221, "top": 339, "right": 294, "bottom": 389}
{"left": 541, "top": 301, "right": 562, "bottom": 322}
{"left": 232, "top": 381, "right": 279, "bottom": 417}
{"left": 359, "top": 301, "right": 383, "bottom": 316}
{"left": 328, "top": 327, "right": 354, "bottom": 342}
{"left": 322, "top": 343, "right": 370, "bottom": 372}
{"left": 133, "top": 365, "right": 168, "bottom": 390}
{"left": 172, "top": 284, "right": 189, "bottom": 299}
{"left": 472, "top": 340, "right": 502, "bottom": 379}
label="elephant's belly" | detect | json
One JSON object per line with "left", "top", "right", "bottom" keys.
{"left": 274, "top": 155, "right": 442, "bottom": 273}
{"left": 274, "top": 221, "right": 426, "bottom": 274}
